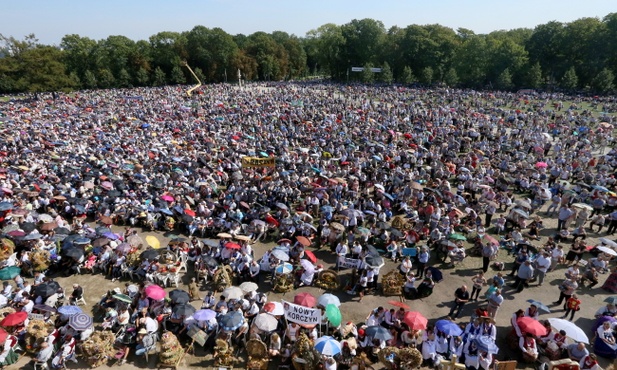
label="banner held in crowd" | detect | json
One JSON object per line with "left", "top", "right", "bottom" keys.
{"left": 282, "top": 300, "right": 321, "bottom": 325}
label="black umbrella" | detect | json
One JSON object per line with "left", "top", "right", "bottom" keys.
{"left": 63, "top": 247, "right": 84, "bottom": 260}
{"left": 181, "top": 214, "right": 194, "bottom": 223}
{"left": 20, "top": 222, "right": 36, "bottom": 233}
{"left": 92, "top": 238, "right": 110, "bottom": 248}
{"left": 50, "top": 234, "right": 68, "bottom": 242}
{"left": 169, "top": 289, "right": 190, "bottom": 304}
{"left": 203, "top": 256, "right": 219, "bottom": 268}
{"left": 35, "top": 281, "right": 61, "bottom": 297}
{"left": 95, "top": 227, "right": 112, "bottom": 235}
{"left": 140, "top": 249, "right": 159, "bottom": 260}
{"left": 172, "top": 303, "right": 196, "bottom": 316}
{"left": 54, "top": 227, "right": 70, "bottom": 235}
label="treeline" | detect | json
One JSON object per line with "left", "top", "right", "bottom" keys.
{"left": 1, "top": 14, "right": 617, "bottom": 93}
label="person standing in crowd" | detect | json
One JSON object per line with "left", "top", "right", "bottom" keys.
{"left": 448, "top": 285, "right": 470, "bottom": 319}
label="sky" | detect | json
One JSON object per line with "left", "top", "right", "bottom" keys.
{"left": 3, "top": 0, "right": 615, "bottom": 45}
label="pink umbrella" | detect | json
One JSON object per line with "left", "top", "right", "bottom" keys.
{"left": 161, "top": 195, "right": 174, "bottom": 202}
{"left": 403, "top": 311, "right": 428, "bottom": 330}
{"left": 294, "top": 292, "right": 317, "bottom": 308}
{"left": 482, "top": 234, "right": 499, "bottom": 246}
{"left": 144, "top": 285, "right": 166, "bottom": 300}
{"left": 535, "top": 162, "right": 548, "bottom": 169}
{"left": 100, "top": 181, "right": 114, "bottom": 190}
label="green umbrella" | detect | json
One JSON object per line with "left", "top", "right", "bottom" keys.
{"left": 0, "top": 266, "right": 20, "bottom": 280}
{"left": 112, "top": 294, "right": 133, "bottom": 304}
{"left": 449, "top": 233, "right": 467, "bottom": 241}
{"left": 325, "top": 304, "right": 342, "bottom": 327}
{"left": 604, "top": 297, "right": 617, "bottom": 305}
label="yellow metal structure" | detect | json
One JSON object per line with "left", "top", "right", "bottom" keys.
{"left": 183, "top": 61, "right": 202, "bottom": 97}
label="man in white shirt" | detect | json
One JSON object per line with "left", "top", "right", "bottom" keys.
{"left": 534, "top": 251, "right": 551, "bottom": 286}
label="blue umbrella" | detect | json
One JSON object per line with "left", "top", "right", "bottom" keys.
{"left": 219, "top": 311, "right": 244, "bottom": 331}
{"left": 69, "top": 313, "right": 93, "bottom": 331}
{"left": 0, "top": 202, "right": 13, "bottom": 211}
{"left": 314, "top": 336, "right": 342, "bottom": 356}
{"left": 102, "top": 232, "right": 118, "bottom": 240}
{"left": 474, "top": 335, "right": 499, "bottom": 354}
{"left": 311, "top": 167, "right": 321, "bottom": 173}
{"left": 0, "top": 266, "right": 20, "bottom": 280}
{"left": 73, "top": 237, "right": 91, "bottom": 245}
{"left": 275, "top": 263, "right": 293, "bottom": 274}
{"left": 159, "top": 208, "right": 174, "bottom": 216}
{"left": 526, "top": 299, "right": 551, "bottom": 313}
{"left": 57, "top": 305, "right": 83, "bottom": 316}
{"left": 365, "top": 326, "right": 392, "bottom": 341}
{"left": 381, "top": 192, "right": 395, "bottom": 201}
{"left": 592, "top": 185, "right": 610, "bottom": 193}
{"left": 435, "top": 320, "right": 463, "bottom": 336}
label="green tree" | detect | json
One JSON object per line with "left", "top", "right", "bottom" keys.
{"left": 341, "top": 19, "right": 386, "bottom": 72}
{"left": 561, "top": 66, "right": 578, "bottom": 90}
{"left": 400, "top": 66, "right": 415, "bottom": 84}
{"left": 444, "top": 68, "right": 459, "bottom": 86}
{"left": 83, "top": 70, "right": 97, "bottom": 89}
{"left": 305, "top": 23, "right": 345, "bottom": 78}
{"left": 591, "top": 68, "right": 615, "bottom": 93}
{"left": 526, "top": 62, "right": 543, "bottom": 89}
{"left": 361, "top": 63, "right": 374, "bottom": 83}
{"left": 170, "top": 65, "right": 186, "bottom": 84}
{"left": 380, "top": 62, "right": 393, "bottom": 83}
{"left": 97, "top": 69, "right": 115, "bottom": 88}
{"left": 152, "top": 66, "right": 166, "bottom": 86}
{"left": 117, "top": 68, "right": 132, "bottom": 87}
{"left": 135, "top": 67, "right": 150, "bottom": 86}
{"left": 496, "top": 68, "right": 514, "bottom": 90}
{"left": 60, "top": 34, "right": 99, "bottom": 83}
{"left": 194, "top": 67, "right": 206, "bottom": 83}
{"left": 420, "top": 66, "right": 433, "bottom": 85}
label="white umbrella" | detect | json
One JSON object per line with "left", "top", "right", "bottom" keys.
{"left": 599, "top": 238, "right": 617, "bottom": 249}
{"left": 252, "top": 313, "right": 278, "bottom": 332}
{"left": 515, "top": 199, "right": 531, "bottom": 209}
{"left": 318, "top": 293, "right": 341, "bottom": 307}
{"left": 512, "top": 208, "right": 530, "bottom": 219}
{"left": 572, "top": 203, "right": 593, "bottom": 211}
{"left": 314, "top": 336, "right": 342, "bottom": 356}
{"left": 222, "top": 286, "right": 244, "bottom": 300}
{"left": 264, "top": 301, "right": 285, "bottom": 316}
{"left": 239, "top": 282, "right": 258, "bottom": 293}
{"left": 597, "top": 246, "right": 617, "bottom": 257}
{"left": 547, "top": 318, "right": 589, "bottom": 344}
{"left": 272, "top": 249, "right": 290, "bottom": 262}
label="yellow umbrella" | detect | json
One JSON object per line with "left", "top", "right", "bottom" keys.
{"left": 145, "top": 235, "right": 161, "bottom": 249}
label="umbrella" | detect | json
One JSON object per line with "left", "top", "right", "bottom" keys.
{"left": 173, "top": 303, "right": 196, "bottom": 317}
{"left": 220, "top": 311, "right": 245, "bottom": 332}
{"left": 112, "top": 294, "right": 133, "bottom": 304}
{"left": 356, "top": 226, "right": 371, "bottom": 235}
{"left": 572, "top": 203, "right": 593, "bottom": 211}
{"left": 169, "top": 289, "right": 190, "bottom": 304}
{"left": 253, "top": 313, "right": 278, "bottom": 332}
{"left": 511, "top": 208, "right": 530, "bottom": 219}
{"left": 69, "top": 313, "right": 93, "bottom": 331}
{"left": 33, "top": 304, "right": 57, "bottom": 314}
{"left": 224, "top": 242, "right": 241, "bottom": 250}
{"left": 271, "top": 249, "right": 290, "bottom": 262}
{"left": 604, "top": 297, "right": 617, "bottom": 305}
{"left": 435, "top": 320, "right": 463, "bottom": 336}
{"left": 0, "top": 266, "right": 20, "bottom": 280}
{"left": 318, "top": 293, "right": 341, "bottom": 308}
{"left": 140, "top": 249, "right": 159, "bottom": 260}
{"left": 526, "top": 299, "right": 551, "bottom": 313}
{"left": 403, "top": 311, "right": 428, "bottom": 330}
{"left": 0, "top": 311, "right": 27, "bottom": 326}
{"left": 314, "top": 336, "right": 342, "bottom": 356}
{"left": 296, "top": 236, "right": 311, "bottom": 247}
{"left": 20, "top": 222, "right": 36, "bottom": 233}
{"left": 6, "top": 230, "right": 25, "bottom": 237}
{"left": 34, "top": 282, "right": 61, "bottom": 297}
{"left": 63, "top": 247, "right": 84, "bottom": 260}
{"left": 325, "top": 304, "right": 342, "bottom": 326}
{"left": 116, "top": 243, "right": 131, "bottom": 254}
{"left": 193, "top": 309, "right": 217, "bottom": 322}
{"left": 517, "top": 317, "right": 547, "bottom": 336}
{"left": 598, "top": 246, "right": 617, "bottom": 257}
{"left": 365, "top": 325, "right": 392, "bottom": 341}
{"left": 234, "top": 235, "right": 251, "bottom": 242}
{"left": 203, "top": 256, "right": 219, "bottom": 269}
{"left": 161, "top": 194, "right": 174, "bottom": 202}
{"left": 98, "top": 215, "right": 113, "bottom": 225}
{"left": 38, "top": 214, "right": 54, "bottom": 223}
{"left": 1, "top": 224, "right": 18, "bottom": 234}
{"left": 0, "top": 202, "right": 13, "bottom": 211}
{"left": 0, "top": 329, "right": 6, "bottom": 343}
{"left": 275, "top": 202, "right": 288, "bottom": 210}
{"left": 304, "top": 250, "right": 317, "bottom": 263}
{"left": 222, "top": 287, "right": 244, "bottom": 300}
{"left": 294, "top": 292, "right": 317, "bottom": 308}
{"left": 144, "top": 285, "right": 166, "bottom": 300}
{"left": 535, "top": 162, "right": 548, "bottom": 169}
{"left": 365, "top": 254, "right": 385, "bottom": 269}
{"left": 548, "top": 318, "right": 589, "bottom": 344}
{"left": 300, "top": 259, "right": 315, "bottom": 274}
{"left": 73, "top": 237, "right": 90, "bottom": 245}
{"left": 40, "top": 222, "right": 59, "bottom": 232}
{"left": 474, "top": 336, "right": 499, "bottom": 354}
{"left": 127, "top": 234, "right": 145, "bottom": 247}
{"left": 239, "top": 282, "right": 258, "bottom": 293}
{"left": 145, "top": 235, "right": 161, "bottom": 249}
{"left": 515, "top": 199, "right": 531, "bottom": 209}
{"left": 217, "top": 233, "right": 232, "bottom": 239}
{"left": 92, "top": 238, "right": 110, "bottom": 248}
{"left": 275, "top": 263, "right": 293, "bottom": 274}
{"left": 448, "top": 233, "right": 467, "bottom": 241}
{"left": 593, "top": 185, "right": 610, "bottom": 193}
{"left": 600, "top": 238, "right": 617, "bottom": 248}
{"left": 388, "top": 301, "right": 410, "bottom": 310}
{"left": 264, "top": 301, "right": 285, "bottom": 316}
{"left": 57, "top": 305, "right": 83, "bottom": 316}
{"left": 330, "top": 222, "right": 345, "bottom": 232}
{"left": 102, "top": 232, "right": 119, "bottom": 240}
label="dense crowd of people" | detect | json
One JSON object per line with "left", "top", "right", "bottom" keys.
{"left": 0, "top": 83, "right": 615, "bottom": 369}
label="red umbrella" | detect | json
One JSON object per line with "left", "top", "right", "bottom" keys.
{"left": 144, "top": 285, "right": 166, "bottom": 300}
{"left": 265, "top": 214, "right": 279, "bottom": 227}
{"left": 278, "top": 238, "right": 292, "bottom": 244}
{"left": 296, "top": 236, "right": 311, "bottom": 247}
{"left": 184, "top": 209, "right": 196, "bottom": 217}
{"left": 482, "top": 234, "right": 499, "bottom": 246}
{"left": 294, "top": 292, "right": 317, "bottom": 308}
{"left": 0, "top": 328, "right": 6, "bottom": 343}
{"left": 0, "top": 311, "right": 27, "bottom": 326}
{"left": 161, "top": 194, "right": 174, "bottom": 202}
{"left": 517, "top": 317, "right": 547, "bottom": 336}
{"left": 403, "top": 311, "right": 428, "bottom": 330}
{"left": 224, "top": 242, "right": 241, "bottom": 250}
{"left": 388, "top": 300, "right": 410, "bottom": 310}
{"left": 304, "top": 250, "right": 317, "bottom": 263}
